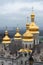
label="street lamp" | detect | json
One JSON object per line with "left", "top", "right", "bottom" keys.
{"left": 29, "top": 56, "right": 34, "bottom": 65}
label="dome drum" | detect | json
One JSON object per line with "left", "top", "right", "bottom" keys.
{"left": 23, "top": 39, "right": 33, "bottom": 42}
{"left": 29, "top": 29, "right": 39, "bottom": 31}
{"left": 23, "top": 37, "right": 33, "bottom": 39}
{"left": 31, "top": 15, "right": 35, "bottom": 18}
{"left": 3, "top": 39, "right": 11, "bottom": 41}
{"left": 15, "top": 36, "right": 21, "bottom": 38}
{"left": 2, "top": 41, "right": 11, "bottom": 44}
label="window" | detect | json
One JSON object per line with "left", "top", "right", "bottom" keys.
{"left": 24, "top": 53, "right": 27, "bottom": 57}
{"left": 25, "top": 44, "right": 27, "bottom": 48}
{"left": 29, "top": 44, "right": 31, "bottom": 49}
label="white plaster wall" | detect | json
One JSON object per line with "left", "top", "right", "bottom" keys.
{"left": 33, "top": 33, "right": 39, "bottom": 45}
{"left": 23, "top": 41, "right": 33, "bottom": 48}
{"left": 0, "top": 58, "right": 17, "bottom": 65}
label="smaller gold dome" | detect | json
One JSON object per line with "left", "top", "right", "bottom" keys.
{"left": 23, "top": 23, "right": 33, "bottom": 42}
{"left": 18, "top": 49, "right": 32, "bottom": 53}
{"left": 23, "top": 30, "right": 33, "bottom": 42}
{"left": 2, "top": 30, "right": 11, "bottom": 44}
{"left": 23, "top": 30, "right": 33, "bottom": 37}
{"left": 29, "top": 20, "right": 39, "bottom": 34}
{"left": 14, "top": 27, "right": 22, "bottom": 40}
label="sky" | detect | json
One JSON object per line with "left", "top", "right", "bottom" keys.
{"left": 0, "top": 0, "right": 43, "bottom": 29}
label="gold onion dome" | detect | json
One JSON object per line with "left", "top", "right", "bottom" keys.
{"left": 14, "top": 27, "right": 22, "bottom": 40}
{"left": 23, "top": 23, "right": 33, "bottom": 42}
{"left": 29, "top": 11, "right": 39, "bottom": 34}
{"left": 2, "top": 30, "right": 11, "bottom": 44}
{"left": 18, "top": 48, "right": 32, "bottom": 53}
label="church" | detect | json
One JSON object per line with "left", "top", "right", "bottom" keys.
{"left": 0, "top": 10, "right": 41, "bottom": 65}
{"left": 2, "top": 10, "right": 39, "bottom": 49}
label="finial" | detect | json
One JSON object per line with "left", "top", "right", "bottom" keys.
{"left": 26, "top": 16, "right": 29, "bottom": 30}
{"left": 26, "top": 16, "right": 29, "bottom": 23}
{"left": 32, "top": 7, "right": 34, "bottom": 12}
{"left": 5, "top": 26, "right": 8, "bottom": 35}
{"left": 16, "top": 27, "right": 19, "bottom": 32}
{"left": 5, "top": 26, "right": 7, "bottom": 31}
{"left": 31, "top": 7, "right": 35, "bottom": 16}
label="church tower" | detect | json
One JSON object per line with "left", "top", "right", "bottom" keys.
{"left": 22, "top": 17, "right": 34, "bottom": 49}
{"left": 29, "top": 9, "right": 39, "bottom": 45}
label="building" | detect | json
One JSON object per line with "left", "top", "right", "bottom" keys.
{"left": 22, "top": 22, "right": 33, "bottom": 49}
{"left": 29, "top": 11, "right": 39, "bottom": 45}
{"left": 0, "top": 10, "right": 41, "bottom": 65}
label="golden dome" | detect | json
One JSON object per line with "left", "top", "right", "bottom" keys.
{"left": 14, "top": 27, "right": 22, "bottom": 40}
{"left": 29, "top": 11, "right": 39, "bottom": 34}
{"left": 18, "top": 49, "right": 32, "bottom": 53}
{"left": 23, "top": 23, "right": 33, "bottom": 42}
{"left": 29, "top": 22, "right": 39, "bottom": 33}
{"left": 2, "top": 30, "right": 11, "bottom": 44}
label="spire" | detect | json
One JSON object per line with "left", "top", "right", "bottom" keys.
{"left": 23, "top": 16, "right": 33, "bottom": 42}
{"left": 5, "top": 26, "right": 8, "bottom": 35}
{"left": 32, "top": 7, "right": 34, "bottom": 12}
{"left": 14, "top": 27, "right": 22, "bottom": 40}
{"left": 26, "top": 16, "right": 29, "bottom": 23}
{"left": 29, "top": 8, "right": 39, "bottom": 34}
{"left": 26, "top": 16, "right": 29, "bottom": 30}
{"left": 16, "top": 27, "right": 19, "bottom": 32}
{"left": 31, "top": 7, "right": 35, "bottom": 22}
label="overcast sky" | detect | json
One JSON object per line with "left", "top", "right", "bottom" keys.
{"left": 0, "top": 0, "right": 43, "bottom": 29}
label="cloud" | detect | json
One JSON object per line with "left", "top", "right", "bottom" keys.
{"left": 0, "top": 1, "right": 43, "bottom": 15}
{"left": 0, "top": 0, "right": 43, "bottom": 28}
{"left": 0, "top": 0, "right": 42, "bottom": 5}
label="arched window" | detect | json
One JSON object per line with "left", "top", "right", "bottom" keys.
{"left": 24, "top": 53, "right": 27, "bottom": 57}
{"left": 25, "top": 44, "right": 27, "bottom": 48}
{"left": 29, "top": 44, "right": 31, "bottom": 49}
